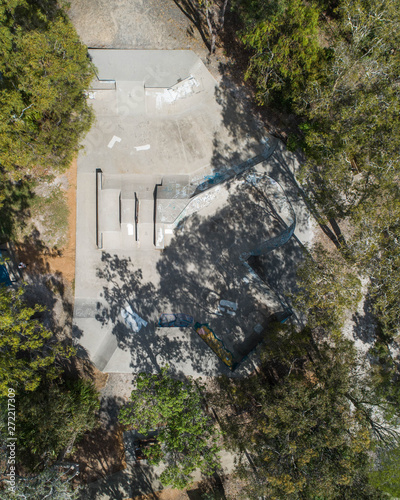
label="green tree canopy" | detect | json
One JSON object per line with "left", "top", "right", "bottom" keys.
{"left": 0, "top": 285, "right": 74, "bottom": 395}
{"left": 369, "top": 444, "right": 400, "bottom": 497}
{"left": 212, "top": 326, "right": 381, "bottom": 499}
{"left": 288, "top": 0, "right": 399, "bottom": 219}
{"left": 119, "top": 368, "right": 221, "bottom": 489}
{"left": 295, "top": 243, "right": 362, "bottom": 331}
{"left": 0, "top": 0, "right": 94, "bottom": 220}
{"left": 0, "top": 378, "right": 100, "bottom": 469}
{"left": 239, "top": 0, "right": 322, "bottom": 105}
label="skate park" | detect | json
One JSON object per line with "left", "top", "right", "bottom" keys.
{"left": 73, "top": 49, "right": 312, "bottom": 377}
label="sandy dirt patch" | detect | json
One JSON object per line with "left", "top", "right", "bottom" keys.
{"left": 15, "top": 158, "right": 77, "bottom": 284}
{"left": 45, "top": 158, "right": 77, "bottom": 283}
{"left": 70, "top": 424, "right": 126, "bottom": 484}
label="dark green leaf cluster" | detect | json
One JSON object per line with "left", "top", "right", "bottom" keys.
{"left": 0, "top": 378, "right": 100, "bottom": 469}
{"left": 212, "top": 326, "right": 386, "bottom": 499}
{"left": 0, "top": 285, "right": 75, "bottom": 394}
{"left": 0, "top": 0, "right": 94, "bottom": 181}
{"left": 119, "top": 367, "right": 221, "bottom": 489}
{"left": 239, "top": 0, "right": 322, "bottom": 106}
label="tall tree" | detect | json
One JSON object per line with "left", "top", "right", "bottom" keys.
{"left": 119, "top": 368, "right": 221, "bottom": 489}
{"left": 0, "top": 379, "right": 100, "bottom": 469}
{"left": 0, "top": 0, "right": 94, "bottom": 188}
{"left": 0, "top": 286, "right": 74, "bottom": 395}
{"left": 239, "top": 0, "right": 322, "bottom": 105}
{"left": 211, "top": 326, "right": 381, "bottom": 499}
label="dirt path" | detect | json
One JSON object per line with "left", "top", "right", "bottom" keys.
{"left": 45, "top": 158, "right": 77, "bottom": 283}
{"left": 15, "top": 158, "right": 77, "bottom": 284}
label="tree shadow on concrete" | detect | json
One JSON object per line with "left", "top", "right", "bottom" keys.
{"left": 209, "top": 82, "right": 266, "bottom": 174}
{"left": 200, "top": 80, "right": 316, "bottom": 327}
{"left": 95, "top": 251, "right": 228, "bottom": 376}
{"left": 94, "top": 176, "right": 300, "bottom": 374}
{"left": 266, "top": 142, "right": 349, "bottom": 250}
{"left": 211, "top": 76, "right": 349, "bottom": 251}
{"left": 191, "top": 78, "right": 309, "bottom": 304}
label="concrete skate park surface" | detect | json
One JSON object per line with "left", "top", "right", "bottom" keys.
{"left": 73, "top": 49, "right": 313, "bottom": 377}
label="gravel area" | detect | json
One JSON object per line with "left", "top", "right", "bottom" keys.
{"left": 67, "top": 0, "right": 209, "bottom": 57}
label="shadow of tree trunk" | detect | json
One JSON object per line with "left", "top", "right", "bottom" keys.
{"left": 172, "top": 0, "right": 211, "bottom": 51}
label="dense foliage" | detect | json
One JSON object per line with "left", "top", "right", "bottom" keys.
{"left": 0, "top": 379, "right": 99, "bottom": 479}
{"left": 0, "top": 466, "right": 80, "bottom": 499}
{"left": 119, "top": 368, "right": 221, "bottom": 489}
{"left": 0, "top": 0, "right": 94, "bottom": 181}
{"left": 209, "top": 325, "right": 380, "bottom": 498}
{"left": 11, "top": 379, "right": 99, "bottom": 468}
{"left": 0, "top": 286, "right": 74, "bottom": 395}
{"left": 234, "top": 0, "right": 400, "bottom": 340}
{"left": 0, "top": 0, "right": 94, "bottom": 239}
{"left": 240, "top": 0, "right": 321, "bottom": 105}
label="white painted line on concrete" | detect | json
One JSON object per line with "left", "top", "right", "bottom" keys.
{"left": 107, "top": 135, "right": 122, "bottom": 148}
{"left": 127, "top": 223, "right": 134, "bottom": 236}
{"left": 134, "top": 144, "right": 150, "bottom": 151}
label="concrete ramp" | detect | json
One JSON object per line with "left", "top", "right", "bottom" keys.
{"left": 89, "top": 49, "right": 200, "bottom": 88}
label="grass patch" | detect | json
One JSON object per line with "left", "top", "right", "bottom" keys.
{"left": 17, "top": 186, "right": 69, "bottom": 249}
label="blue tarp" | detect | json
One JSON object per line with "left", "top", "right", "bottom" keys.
{"left": 158, "top": 313, "right": 194, "bottom": 328}
{"left": 0, "top": 251, "right": 12, "bottom": 286}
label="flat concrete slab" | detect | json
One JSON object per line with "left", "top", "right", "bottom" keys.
{"left": 74, "top": 50, "right": 313, "bottom": 377}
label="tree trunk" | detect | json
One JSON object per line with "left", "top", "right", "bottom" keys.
{"left": 205, "top": 2, "right": 216, "bottom": 54}
{"left": 56, "top": 432, "right": 78, "bottom": 462}
{"left": 220, "top": 0, "right": 229, "bottom": 30}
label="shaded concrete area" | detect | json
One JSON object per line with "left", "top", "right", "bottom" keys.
{"left": 73, "top": 50, "right": 313, "bottom": 377}
{"left": 91, "top": 177, "right": 292, "bottom": 373}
